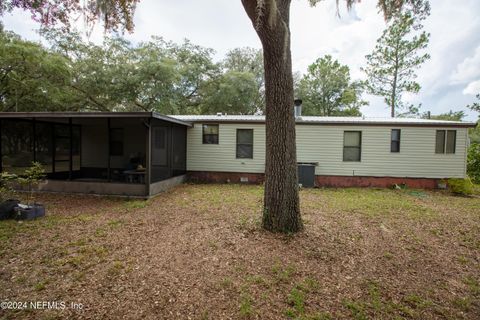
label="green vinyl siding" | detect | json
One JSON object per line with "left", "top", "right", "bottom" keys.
{"left": 185, "top": 123, "right": 468, "bottom": 179}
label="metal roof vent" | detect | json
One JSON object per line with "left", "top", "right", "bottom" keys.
{"left": 294, "top": 99, "right": 302, "bottom": 118}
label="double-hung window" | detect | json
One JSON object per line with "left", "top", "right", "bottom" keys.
{"left": 391, "top": 129, "right": 401, "bottom": 152}
{"left": 343, "top": 131, "right": 362, "bottom": 162}
{"left": 202, "top": 124, "right": 219, "bottom": 144}
{"left": 435, "top": 130, "right": 456, "bottom": 154}
{"left": 236, "top": 129, "right": 253, "bottom": 159}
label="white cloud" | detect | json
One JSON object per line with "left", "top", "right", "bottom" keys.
{"left": 451, "top": 46, "right": 480, "bottom": 84}
{"left": 463, "top": 80, "right": 480, "bottom": 95}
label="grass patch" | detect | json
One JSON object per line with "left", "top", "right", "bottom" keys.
{"left": 219, "top": 277, "right": 234, "bottom": 290}
{"left": 107, "top": 219, "right": 124, "bottom": 228}
{"left": 107, "top": 260, "right": 125, "bottom": 276}
{"left": 271, "top": 262, "right": 296, "bottom": 283}
{"left": 452, "top": 297, "right": 472, "bottom": 312}
{"left": 286, "top": 287, "right": 305, "bottom": 317}
{"left": 305, "top": 188, "right": 436, "bottom": 218}
{"left": 342, "top": 281, "right": 433, "bottom": 319}
{"left": 124, "top": 200, "right": 148, "bottom": 210}
{"left": 34, "top": 280, "right": 48, "bottom": 291}
{"left": 463, "top": 276, "right": 480, "bottom": 296}
{"left": 239, "top": 291, "right": 254, "bottom": 318}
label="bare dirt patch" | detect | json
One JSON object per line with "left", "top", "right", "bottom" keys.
{"left": 1, "top": 185, "right": 479, "bottom": 319}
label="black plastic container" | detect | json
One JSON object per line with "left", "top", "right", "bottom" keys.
{"left": 15, "top": 204, "right": 45, "bottom": 220}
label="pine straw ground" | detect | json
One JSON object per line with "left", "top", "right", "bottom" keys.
{"left": 0, "top": 184, "right": 479, "bottom": 320}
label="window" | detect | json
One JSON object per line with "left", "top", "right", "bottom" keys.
{"left": 435, "top": 130, "right": 445, "bottom": 154}
{"left": 202, "top": 124, "right": 219, "bottom": 144}
{"left": 435, "top": 130, "right": 456, "bottom": 154}
{"left": 391, "top": 129, "right": 401, "bottom": 152}
{"left": 236, "top": 129, "right": 253, "bottom": 159}
{"left": 446, "top": 130, "right": 456, "bottom": 154}
{"left": 343, "top": 131, "right": 362, "bottom": 161}
{"left": 109, "top": 128, "right": 124, "bottom": 156}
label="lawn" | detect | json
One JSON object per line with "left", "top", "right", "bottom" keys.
{"left": 0, "top": 184, "right": 479, "bottom": 319}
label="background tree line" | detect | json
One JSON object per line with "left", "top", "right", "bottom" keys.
{"left": 0, "top": 24, "right": 368, "bottom": 116}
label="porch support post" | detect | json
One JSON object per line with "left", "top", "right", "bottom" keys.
{"left": 107, "top": 118, "right": 111, "bottom": 181}
{"left": 0, "top": 119, "right": 2, "bottom": 172}
{"left": 69, "top": 118, "right": 73, "bottom": 180}
{"left": 51, "top": 123, "right": 56, "bottom": 174}
{"left": 32, "top": 118, "right": 36, "bottom": 162}
{"left": 145, "top": 118, "right": 151, "bottom": 197}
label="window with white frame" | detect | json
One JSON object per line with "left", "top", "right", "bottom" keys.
{"left": 343, "top": 131, "right": 362, "bottom": 161}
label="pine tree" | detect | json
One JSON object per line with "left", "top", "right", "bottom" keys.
{"left": 362, "top": 1, "right": 430, "bottom": 117}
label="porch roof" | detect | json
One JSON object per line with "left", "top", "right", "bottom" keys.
{"left": 0, "top": 111, "right": 192, "bottom": 127}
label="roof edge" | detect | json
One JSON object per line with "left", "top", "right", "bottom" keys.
{"left": 173, "top": 117, "right": 477, "bottom": 128}
{"left": 0, "top": 111, "right": 192, "bottom": 127}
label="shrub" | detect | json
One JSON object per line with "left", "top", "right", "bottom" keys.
{"left": 17, "top": 162, "right": 46, "bottom": 205}
{"left": 467, "top": 143, "right": 480, "bottom": 184}
{"left": 0, "top": 172, "right": 18, "bottom": 202}
{"left": 447, "top": 178, "right": 474, "bottom": 196}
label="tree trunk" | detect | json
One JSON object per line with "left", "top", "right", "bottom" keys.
{"left": 241, "top": 0, "right": 302, "bottom": 233}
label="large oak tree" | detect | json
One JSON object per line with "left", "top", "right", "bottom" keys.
{"left": 1, "top": 0, "right": 419, "bottom": 233}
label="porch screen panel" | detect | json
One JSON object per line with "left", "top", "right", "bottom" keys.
{"left": 54, "top": 124, "right": 70, "bottom": 173}
{"left": 172, "top": 126, "right": 186, "bottom": 176}
{"left": 72, "top": 126, "right": 81, "bottom": 171}
{"left": 152, "top": 127, "right": 168, "bottom": 166}
{"left": 151, "top": 126, "right": 170, "bottom": 182}
{"left": 1, "top": 120, "right": 34, "bottom": 174}
{"left": 35, "top": 122, "right": 53, "bottom": 173}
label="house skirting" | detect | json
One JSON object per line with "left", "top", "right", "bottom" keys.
{"left": 21, "top": 179, "right": 148, "bottom": 197}
{"left": 13, "top": 175, "right": 187, "bottom": 198}
{"left": 315, "top": 175, "right": 439, "bottom": 189}
{"left": 149, "top": 175, "right": 187, "bottom": 196}
{"left": 188, "top": 171, "right": 265, "bottom": 184}
{"left": 187, "top": 171, "right": 440, "bottom": 189}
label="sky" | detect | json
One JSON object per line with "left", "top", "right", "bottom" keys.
{"left": 2, "top": 0, "right": 480, "bottom": 121}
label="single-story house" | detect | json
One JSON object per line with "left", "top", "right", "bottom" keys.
{"left": 173, "top": 114, "right": 476, "bottom": 188}
{"left": 0, "top": 111, "right": 476, "bottom": 196}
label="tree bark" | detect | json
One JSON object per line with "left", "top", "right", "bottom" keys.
{"left": 241, "top": 0, "right": 302, "bottom": 233}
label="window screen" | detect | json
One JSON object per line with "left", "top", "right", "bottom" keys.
{"left": 236, "top": 129, "right": 253, "bottom": 159}
{"left": 446, "top": 130, "right": 456, "bottom": 154}
{"left": 154, "top": 127, "right": 165, "bottom": 149}
{"left": 435, "top": 130, "right": 456, "bottom": 154}
{"left": 152, "top": 127, "right": 168, "bottom": 166}
{"left": 1, "top": 120, "right": 34, "bottom": 174}
{"left": 35, "top": 122, "right": 53, "bottom": 173}
{"left": 202, "top": 124, "right": 219, "bottom": 144}
{"left": 435, "top": 130, "right": 445, "bottom": 154}
{"left": 391, "top": 129, "right": 401, "bottom": 152}
{"left": 109, "top": 128, "right": 124, "bottom": 156}
{"left": 343, "top": 131, "right": 361, "bottom": 162}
